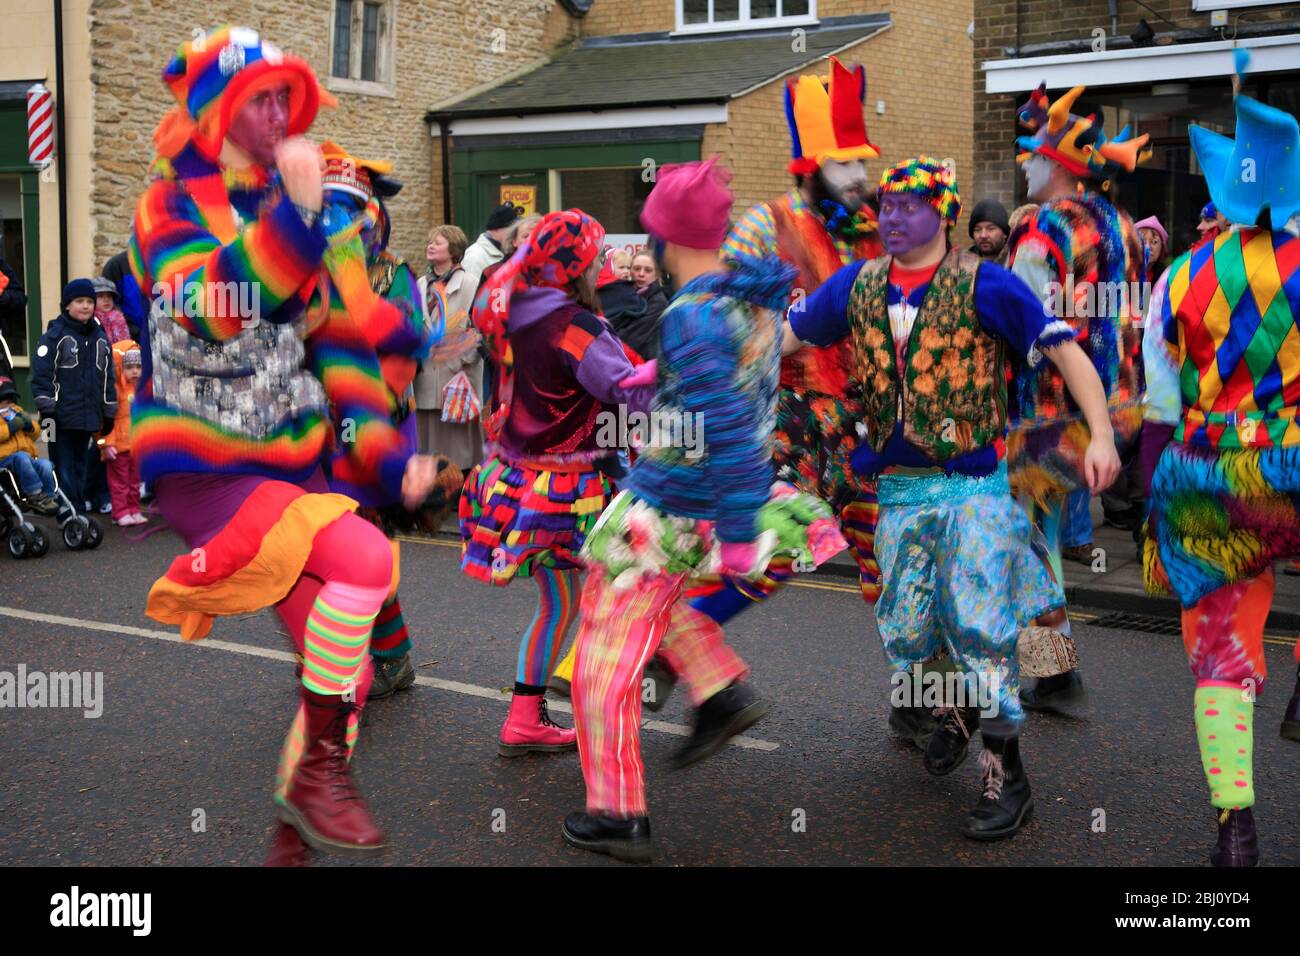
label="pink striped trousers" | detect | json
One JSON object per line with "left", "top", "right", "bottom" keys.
{"left": 573, "top": 566, "right": 748, "bottom": 817}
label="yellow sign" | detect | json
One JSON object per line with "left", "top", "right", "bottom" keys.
{"left": 500, "top": 184, "right": 537, "bottom": 217}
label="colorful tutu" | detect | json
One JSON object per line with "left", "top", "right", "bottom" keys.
{"left": 1144, "top": 442, "right": 1300, "bottom": 606}
{"left": 459, "top": 455, "right": 613, "bottom": 584}
{"left": 147, "top": 481, "right": 360, "bottom": 641}
{"left": 1007, "top": 400, "right": 1143, "bottom": 506}
{"left": 583, "top": 485, "right": 847, "bottom": 590}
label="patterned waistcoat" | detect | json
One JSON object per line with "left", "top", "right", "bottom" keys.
{"left": 849, "top": 248, "right": 1005, "bottom": 462}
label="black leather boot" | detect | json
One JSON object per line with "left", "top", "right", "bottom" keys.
{"left": 1020, "top": 669, "right": 1086, "bottom": 712}
{"left": 672, "top": 681, "right": 769, "bottom": 769}
{"left": 889, "top": 703, "right": 938, "bottom": 751}
{"left": 1210, "top": 808, "right": 1259, "bottom": 867}
{"left": 924, "top": 705, "right": 980, "bottom": 776}
{"left": 642, "top": 655, "right": 678, "bottom": 713}
{"left": 562, "top": 812, "right": 652, "bottom": 863}
{"left": 962, "top": 734, "right": 1034, "bottom": 840}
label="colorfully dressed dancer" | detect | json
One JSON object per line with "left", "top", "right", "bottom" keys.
{"left": 461, "top": 209, "right": 655, "bottom": 756}
{"left": 564, "top": 158, "right": 846, "bottom": 863}
{"left": 644, "top": 57, "right": 885, "bottom": 722}
{"left": 1005, "top": 83, "right": 1149, "bottom": 709}
{"left": 316, "top": 141, "right": 457, "bottom": 701}
{"left": 1142, "top": 53, "right": 1300, "bottom": 866}
{"left": 787, "top": 156, "right": 1120, "bottom": 839}
{"left": 131, "top": 26, "right": 438, "bottom": 862}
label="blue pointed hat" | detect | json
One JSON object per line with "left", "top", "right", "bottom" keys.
{"left": 1189, "top": 51, "right": 1300, "bottom": 227}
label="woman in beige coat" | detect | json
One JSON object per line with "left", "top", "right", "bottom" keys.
{"left": 415, "top": 225, "right": 484, "bottom": 469}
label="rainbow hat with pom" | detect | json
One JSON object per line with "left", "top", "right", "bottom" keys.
{"left": 1015, "top": 83, "right": 1150, "bottom": 180}
{"left": 154, "top": 25, "right": 334, "bottom": 161}
{"left": 785, "top": 56, "right": 880, "bottom": 176}
{"left": 876, "top": 156, "right": 962, "bottom": 225}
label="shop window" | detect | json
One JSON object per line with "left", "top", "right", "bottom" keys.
{"left": 678, "top": 0, "right": 814, "bottom": 33}
{"left": 556, "top": 168, "right": 654, "bottom": 237}
{"left": 0, "top": 175, "right": 25, "bottom": 360}
{"left": 329, "top": 0, "right": 395, "bottom": 95}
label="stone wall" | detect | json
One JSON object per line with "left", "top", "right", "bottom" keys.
{"left": 88, "top": 0, "right": 572, "bottom": 271}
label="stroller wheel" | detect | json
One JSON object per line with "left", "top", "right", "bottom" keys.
{"left": 62, "top": 518, "right": 87, "bottom": 550}
{"left": 29, "top": 525, "right": 49, "bottom": 557}
{"left": 84, "top": 517, "right": 103, "bottom": 549}
{"left": 7, "top": 526, "right": 32, "bottom": 559}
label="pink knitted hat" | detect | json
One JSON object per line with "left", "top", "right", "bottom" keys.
{"left": 1133, "top": 215, "right": 1168, "bottom": 247}
{"left": 639, "top": 157, "right": 734, "bottom": 250}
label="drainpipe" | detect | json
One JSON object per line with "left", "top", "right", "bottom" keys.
{"left": 53, "top": 0, "right": 69, "bottom": 287}
{"left": 438, "top": 116, "right": 452, "bottom": 225}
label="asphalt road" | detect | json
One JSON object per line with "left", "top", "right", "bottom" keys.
{"left": 1, "top": 518, "right": 1297, "bottom": 867}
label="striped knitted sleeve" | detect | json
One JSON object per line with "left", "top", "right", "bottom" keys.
{"left": 132, "top": 178, "right": 327, "bottom": 342}
{"left": 721, "top": 202, "right": 777, "bottom": 265}
{"left": 661, "top": 305, "right": 768, "bottom": 543}
{"left": 310, "top": 297, "right": 411, "bottom": 500}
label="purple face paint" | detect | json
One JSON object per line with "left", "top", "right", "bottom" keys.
{"left": 227, "top": 83, "right": 292, "bottom": 167}
{"left": 877, "top": 193, "right": 942, "bottom": 256}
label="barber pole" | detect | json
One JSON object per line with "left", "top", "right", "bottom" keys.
{"left": 27, "top": 83, "right": 54, "bottom": 169}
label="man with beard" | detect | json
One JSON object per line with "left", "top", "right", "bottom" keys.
{"left": 1004, "top": 84, "right": 1148, "bottom": 711}
{"left": 638, "top": 58, "right": 890, "bottom": 762}
{"left": 967, "top": 199, "right": 1010, "bottom": 263}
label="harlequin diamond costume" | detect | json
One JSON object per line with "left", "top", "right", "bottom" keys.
{"left": 1142, "top": 53, "right": 1300, "bottom": 866}
{"left": 562, "top": 158, "right": 846, "bottom": 863}
{"left": 460, "top": 209, "right": 654, "bottom": 757}
{"left": 656, "top": 58, "right": 883, "bottom": 717}
{"left": 789, "top": 156, "right": 1118, "bottom": 840}
{"left": 1005, "top": 83, "right": 1150, "bottom": 708}
{"left": 131, "top": 26, "right": 435, "bottom": 861}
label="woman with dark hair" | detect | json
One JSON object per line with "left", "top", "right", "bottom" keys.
{"left": 460, "top": 209, "right": 654, "bottom": 756}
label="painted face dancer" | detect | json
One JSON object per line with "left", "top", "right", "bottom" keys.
{"left": 1142, "top": 52, "right": 1300, "bottom": 866}
{"left": 461, "top": 209, "right": 655, "bottom": 757}
{"left": 1005, "top": 84, "right": 1150, "bottom": 710}
{"left": 131, "top": 27, "right": 438, "bottom": 862}
{"left": 647, "top": 57, "right": 886, "bottom": 739}
{"left": 563, "top": 158, "right": 846, "bottom": 863}
{"left": 787, "top": 156, "right": 1119, "bottom": 839}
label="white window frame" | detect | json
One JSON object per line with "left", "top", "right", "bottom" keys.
{"left": 1191, "top": 0, "right": 1297, "bottom": 9}
{"left": 672, "top": 0, "right": 818, "bottom": 36}
{"left": 327, "top": 0, "right": 397, "bottom": 98}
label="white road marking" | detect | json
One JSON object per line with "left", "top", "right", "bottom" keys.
{"left": 0, "top": 606, "right": 779, "bottom": 752}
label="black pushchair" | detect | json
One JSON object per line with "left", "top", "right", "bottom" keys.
{"left": 0, "top": 464, "right": 103, "bottom": 558}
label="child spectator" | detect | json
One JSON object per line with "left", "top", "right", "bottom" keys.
{"left": 609, "top": 249, "right": 632, "bottom": 280}
{"left": 30, "top": 279, "right": 118, "bottom": 510}
{"left": 92, "top": 277, "right": 131, "bottom": 343}
{"left": 0, "top": 375, "right": 58, "bottom": 514}
{"left": 97, "top": 340, "right": 144, "bottom": 525}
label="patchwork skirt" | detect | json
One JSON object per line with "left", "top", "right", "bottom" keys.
{"left": 459, "top": 454, "right": 613, "bottom": 584}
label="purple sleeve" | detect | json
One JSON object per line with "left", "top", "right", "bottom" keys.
{"left": 562, "top": 311, "right": 656, "bottom": 414}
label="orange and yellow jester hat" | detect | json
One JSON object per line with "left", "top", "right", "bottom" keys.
{"left": 785, "top": 56, "right": 880, "bottom": 176}
{"left": 1015, "top": 83, "right": 1150, "bottom": 180}
{"left": 153, "top": 25, "right": 335, "bottom": 162}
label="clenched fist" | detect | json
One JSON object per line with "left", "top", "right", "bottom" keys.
{"left": 275, "top": 137, "right": 325, "bottom": 214}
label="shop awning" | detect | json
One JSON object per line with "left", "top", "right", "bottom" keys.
{"left": 427, "top": 12, "right": 891, "bottom": 133}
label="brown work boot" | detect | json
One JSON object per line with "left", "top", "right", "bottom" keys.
{"left": 278, "top": 690, "right": 386, "bottom": 855}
